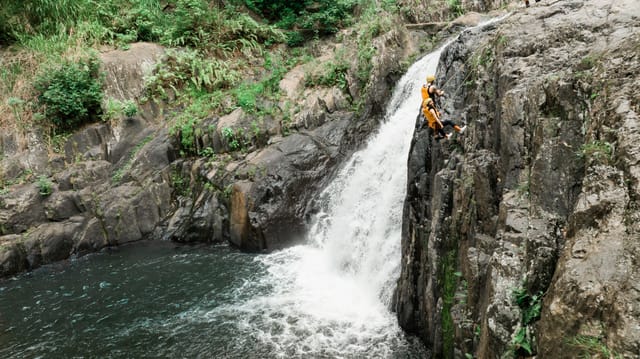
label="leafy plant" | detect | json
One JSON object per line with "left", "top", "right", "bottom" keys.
{"left": 169, "top": 93, "right": 220, "bottom": 155}
{"left": 306, "top": 51, "right": 350, "bottom": 90}
{"left": 251, "top": 120, "right": 261, "bottom": 137}
{"left": 511, "top": 286, "right": 544, "bottom": 356}
{"left": 171, "top": 169, "right": 191, "bottom": 197}
{"left": 0, "top": 0, "right": 95, "bottom": 44}
{"left": 36, "top": 175, "right": 53, "bottom": 196}
{"left": 223, "top": 184, "right": 233, "bottom": 198}
{"left": 49, "top": 133, "right": 71, "bottom": 153}
{"left": 34, "top": 55, "right": 104, "bottom": 132}
{"left": 123, "top": 100, "right": 138, "bottom": 117}
{"left": 145, "top": 49, "right": 240, "bottom": 100}
{"left": 579, "top": 140, "right": 612, "bottom": 164}
{"left": 350, "top": 2, "right": 393, "bottom": 99}
{"left": 513, "top": 287, "right": 543, "bottom": 325}
{"left": 199, "top": 146, "right": 216, "bottom": 158}
{"left": 234, "top": 52, "right": 287, "bottom": 113}
{"left": 0, "top": 61, "right": 23, "bottom": 96}
{"left": 244, "top": 0, "right": 357, "bottom": 43}
{"left": 512, "top": 327, "right": 533, "bottom": 356}
{"left": 164, "top": 1, "right": 285, "bottom": 53}
{"left": 103, "top": 98, "right": 125, "bottom": 122}
{"left": 7, "top": 97, "right": 25, "bottom": 127}
{"left": 222, "top": 127, "right": 240, "bottom": 151}
{"left": 448, "top": 0, "right": 464, "bottom": 18}
{"left": 102, "top": 98, "right": 138, "bottom": 120}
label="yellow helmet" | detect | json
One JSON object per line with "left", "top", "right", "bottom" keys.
{"left": 426, "top": 75, "right": 435, "bottom": 83}
{"left": 424, "top": 98, "right": 433, "bottom": 106}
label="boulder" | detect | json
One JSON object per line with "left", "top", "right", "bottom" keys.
{"left": 100, "top": 42, "right": 165, "bottom": 102}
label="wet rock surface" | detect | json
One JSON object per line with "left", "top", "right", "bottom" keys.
{"left": 395, "top": 0, "right": 640, "bottom": 357}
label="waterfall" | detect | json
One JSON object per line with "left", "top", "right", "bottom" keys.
{"left": 189, "top": 47, "right": 448, "bottom": 358}
{"left": 305, "top": 47, "right": 444, "bottom": 307}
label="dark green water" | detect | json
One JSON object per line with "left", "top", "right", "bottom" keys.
{"left": 0, "top": 242, "right": 272, "bottom": 358}
{"left": 0, "top": 241, "right": 426, "bottom": 358}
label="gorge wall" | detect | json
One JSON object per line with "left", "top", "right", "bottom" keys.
{"left": 395, "top": 0, "right": 640, "bottom": 357}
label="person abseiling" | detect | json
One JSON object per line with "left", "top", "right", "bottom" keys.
{"left": 421, "top": 74, "right": 445, "bottom": 110}
{"left": 422, "top": 98, "right": 466, "bottom": 140}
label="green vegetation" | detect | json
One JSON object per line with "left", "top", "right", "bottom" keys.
{"left": 123, "top": 100, "right": 139, "bottom": 117}
{"left": 465, "top": 43, "right": 496, "bottom": 88}
{"left": 306, "top": 48, "right": 350, "bottom": 90}
{"left": 0, "top": 0, "right": 411, "bottom": 164}
{"left": 440, "top": 249, "right": 458, "bottom": 358}
{"left": 0, "top": 169, "right": 35, "bottom": 195}
{"left": 355, "top": 3, "right": 394, "bottom": 84}
{"left": 103, "top": 98, "right": 139, "bottom": 121}
{"left": 448, "top": 0, "right": 464, "bottom": 18}
{"left": 510, "top": 285, "right": 544, "bottom": 356}
{"left": 568, "top": 335, "right": 622, "bottom": 359}
{"left": 33, "top": 55, "right": 104, "bottom": 133}
{"left": 579, "top": 140, "right": 613, "bottom": 165}
{"left": 243, "top": 0, "right": 358, "bottom": 46}
{"left": 222, "top": 127, "right": 242, "bottom": 151}
{"left": 0, "top": 0, "right": 284, "bottom": 50}
{"left": 299, "top": 0, "right": 396, "bottom": 111}
{"left": 7, "top": 97, "right": 25, "bottom": 125}
{"left": 170, "top": 169, "right": 191, "bottom": 197}
{"left": 144, "top": 49, "right": 240, "bottom": 101}
{"left": 577, "top": 54, "right": 600, "bottom": 71}
{"left": 36, "top": 175, "right": 53, "bottom": 196}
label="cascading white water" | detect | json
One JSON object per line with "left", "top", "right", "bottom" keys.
{"left": 183, "top": 17, "right": 509, "bottom": 355}
{"left": 189, "top": 47, "right": 448, "bottom": 357}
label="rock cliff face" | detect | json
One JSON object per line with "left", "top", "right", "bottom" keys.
{"left": 395, "top": 0, "right": 640, "bottom": 357}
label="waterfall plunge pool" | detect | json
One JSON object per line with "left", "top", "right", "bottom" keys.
{"left": 0, "top": 241, "right": 428, "bottom": 358}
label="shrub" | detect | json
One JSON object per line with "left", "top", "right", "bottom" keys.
{"left": 511, "top": 286, "right": 544, "bottom": 356}
{"left": 36, "top": 175, "right": 53, "bottom": 196}
{"left": 123, "top": 100, "right": 138, "bottom": 117}
{"left": 306, "top": 56, "right": 350, "bottom": 89}
{"left": 448, "top": 0, "right": 464, "bottom": 18}
{"left": 34, "top": 55, "right": 104, "bottom": 132}
{"left": 222, "top": 127, "right": 240, "bottom": 151}
{"left": 243, "top": 0, "right": 357, "bottom": 42}
{"left": 164, "top": 1, "right": 285, "bottom": 53}
{"left": 102, "top": 98, "right": 139, "bottom": 121}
